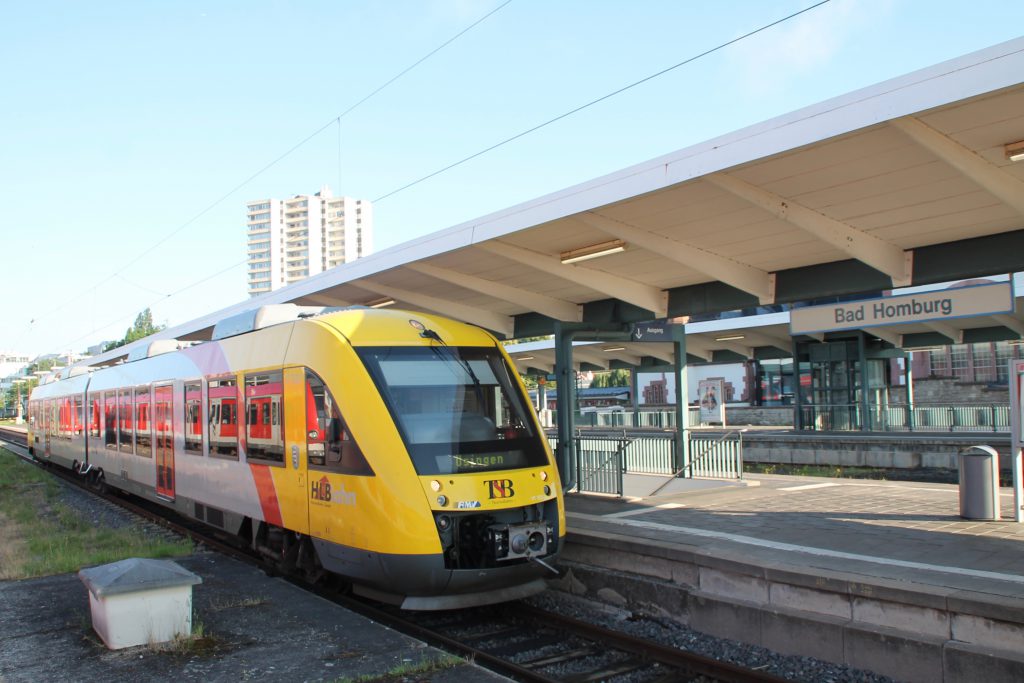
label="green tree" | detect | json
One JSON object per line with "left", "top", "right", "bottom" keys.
{"left": 590, "top": 369, "right": 632, "bottom": 388}
{"left": 104, "top": 309, "right": 166, "bottom": 352}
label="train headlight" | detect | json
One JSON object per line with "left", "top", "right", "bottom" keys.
{"left": 437, "top": 494, "right": 448, "bottom": 507}
{"left": 436, "top": 514, "right": 451, "bottom": 530}
{"left": 540, "top": 471, "right": 548, "bottom": 481}
{"left": 430, "top": 479, "right": 442, "bottom": 492}
{"left": 543, "top": 485, "right": 551, "bottom": 496}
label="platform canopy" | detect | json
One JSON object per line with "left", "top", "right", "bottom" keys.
{"left": 85, "top": 38, "right": 1024, "bottom": 368}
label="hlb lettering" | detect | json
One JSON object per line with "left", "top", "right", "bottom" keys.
{"left": 311, "top": 477, "right": 331, "bottom": 501}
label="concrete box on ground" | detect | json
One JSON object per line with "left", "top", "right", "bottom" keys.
{"left": 78, "top": 557, "right": 202, "bottom": 649}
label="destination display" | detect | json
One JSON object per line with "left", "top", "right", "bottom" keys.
{"left": 790, "top": 281, "right": 1014, "bottom": 335}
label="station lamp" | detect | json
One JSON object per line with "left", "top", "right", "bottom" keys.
{"left": 560, "top": 239, "right": 626, "bottom": 264}
{"left": 1005, "top": 140, "right": 1024, "bottom": 162}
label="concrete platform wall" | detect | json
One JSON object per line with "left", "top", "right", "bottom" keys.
{"left": 743, "top": 434, "right": 1012, "bottom": 471}
{"left": 554, "top": 531, "right": 1024, "bottom": 683}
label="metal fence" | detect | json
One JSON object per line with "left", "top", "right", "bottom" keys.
{"left": 555, "top": 408, "right": 702, "bottom": 430}
{"left": 802, "top": 403, "right": 1010, "bottom": 433}
{"left": 688, "top": 432, "right": 744, "bottom": 479}
{"left": 548, "top": 429, "right": 744, "bottom": 497}
{"left": 552, "top": 401, "right": 1009, "bottom": 433}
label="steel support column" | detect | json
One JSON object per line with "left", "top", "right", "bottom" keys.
{"left": 858, "top": 331, "right": 869, "bottom": 431}
{"left": 553, "top": 321, "right": 632, "bottom": 491}
{"left": 792, "top": 338, "right": 804, "bottom": 431}
{"left": 904, "top": 352, "right": 915, "bottom": 432}
{"left": 671, "top": 325, "right": 689, "bottom": 475}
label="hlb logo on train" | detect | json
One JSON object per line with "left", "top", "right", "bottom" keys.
{"left": 485, "top": 479, "right": 515, "bottom": 499}
{"left": 311, "top": 476, "right": 355, "bottom": 506}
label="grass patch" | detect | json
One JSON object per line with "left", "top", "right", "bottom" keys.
{"left": 334, "top": 654, "right": 464, "bottom": 683}
{"left": 158, "top": 615, "right": 223, "bottom": 657}
{"left": 0, "top": 448, "right": 192, "bottom": 579}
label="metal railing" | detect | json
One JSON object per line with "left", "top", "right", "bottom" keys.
{"left": 688, "top": 431, "right": 744, "bottom": 479}
{"left": 553, "top": 408, "right": 702, "bottom": 430}
{"left": 548, "top": 429, "right": 744, "bottom": 497}
{"left": 801, "top": 403, "right": 1010, "bottom": 433}
{"left": 548, "top": 401, "right": 1009, "bottom": 433}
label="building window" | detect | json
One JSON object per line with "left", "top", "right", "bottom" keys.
{"left": 972, "top": 343, "right": 995, "bottom": 383}
{"left": 950, "top": 345, "right": 969, "bottom": 381}
{"left": 928, "top": 349, "right": 950, "bottom": 377}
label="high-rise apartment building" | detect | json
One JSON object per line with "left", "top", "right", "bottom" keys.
{"left": 246, "top": 185, "right": 373, "bottom": 296}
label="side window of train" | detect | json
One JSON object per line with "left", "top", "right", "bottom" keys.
{"left": 88, "top": 393, "right": 101, "bottom": 439}
{"left": 135, "top": 386, "right": 152, "bottom": 457}
{"left": 103, "top": 391, "right": 118, "bottom": 450}
{"left": 73, "top": 395, "right": 84, "bottom": 437}
{"left": 305, "top": 370, "right": 373, "bottom": 476}
{"left": 184, "top": 381, "right": 203, "bottom": 455}
{"left": 244, "top": 372, "right": 284, "bottom": 465}
{"left": 118, "top": 389, "right": 134, "bottom": 454}
{"left": 207, "top": 376, "right": 238, "bottom": 460}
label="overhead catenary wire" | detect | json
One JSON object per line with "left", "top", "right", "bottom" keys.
{"left": 52, "top": 259, "right": 249, "bottom": 353}
{"left": 18, "top": 0, "right": 515, "bottom": 352}
{"left": 35, "top": 0, "right": 833, "bottom": 358}
{"left": 373, "top": 0, "right": 832, "bottom": 203}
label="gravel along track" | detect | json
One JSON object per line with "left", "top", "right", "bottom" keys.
{"left": 0, "top": 427, "right": 890, "bottom": 682}
{"left": 524, "top": 591, "right": 895, "bottom": 683}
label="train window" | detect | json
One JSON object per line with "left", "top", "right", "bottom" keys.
{"left": 244, "top": 372, "right": 283, "bottom": 464}
{"left": 357, "top": 346, "right": 547, "bottom": 475}
{"left": 305, "top": 370, "right": 372, "bottom": 475}
{"left": 103, "top": 392, "right": 118, "bottom": 450}
{"left": 184, "top": 381, "right": 203, "bottom": 455}
{"left": 88, "top": 394, "right": 101, "bottom": 438}
{"left": 57, "top": 398, "right": 68, "bottom": 439}
{"left": 135, "top": 386, "right": 152, "bottom": 457}
{"left": 208, "top": 377, "right": 238, "bottom": 459}
{"left": 73, "top": 395, "right": 84, "bottom": 437}
{"left": 118, "top": 389, "right": 134, "bottom": 454}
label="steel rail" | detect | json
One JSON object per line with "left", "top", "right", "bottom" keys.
{"left": 0, "top": 425, "right": 790, "bottom": 683}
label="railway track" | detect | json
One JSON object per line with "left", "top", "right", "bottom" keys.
{"left": 0, "top": 425, "right": 788, "bottom": 683}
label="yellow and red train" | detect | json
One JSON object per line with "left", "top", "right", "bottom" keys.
{"left": 27, "top": 305, "right": 564, "bottom": 609}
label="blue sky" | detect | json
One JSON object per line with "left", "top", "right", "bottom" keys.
{"left": 3, "top": 1, "right": 1023, "bottom": 358}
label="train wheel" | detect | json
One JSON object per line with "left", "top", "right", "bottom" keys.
{"left": 90, "top": 471, "right": 108, "bottom": 494}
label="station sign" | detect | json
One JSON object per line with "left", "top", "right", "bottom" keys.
{"left": 631, "top": 323, "right": 679, "bottom": 341}
{"left": 789, "top": 281, "right": 1014, "bottom": 335}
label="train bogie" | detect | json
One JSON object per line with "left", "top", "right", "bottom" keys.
{"left": 26, "top": 306, "right": 564, "bottom": 609}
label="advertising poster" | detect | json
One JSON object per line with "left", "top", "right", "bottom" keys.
{"left": 698, "top": 378, "right": 725, "bottom": 424}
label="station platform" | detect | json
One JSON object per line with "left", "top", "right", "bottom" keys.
{"left": 559, "top": 473, "right": 1024, "bottom": 683}
{"left": 0, "top": 552, "right": 502, "bottom": 682}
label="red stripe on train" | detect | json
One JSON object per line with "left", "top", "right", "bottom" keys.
{"left": 249, "top": 464, "right": 283, "bottom": 527}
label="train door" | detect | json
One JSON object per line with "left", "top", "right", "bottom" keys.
{"left": 154, "top": 385, "right": 175, "bottom": 499}
{"left": 44, "top": 399, "right": 52, "bottom": 458}
{"left": 304, "top": 369, "right": 371, "bottom": 541}
{"left": 278, "top": 367, "right": 309, "bottom": 535}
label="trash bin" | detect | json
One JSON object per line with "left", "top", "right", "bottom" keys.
{"left": 958, "top": 445, "right": 1001, "bottom": 521}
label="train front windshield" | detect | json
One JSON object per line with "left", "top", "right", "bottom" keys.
{"left": 357, "top": 346, "right": 549, "bottom": 475}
